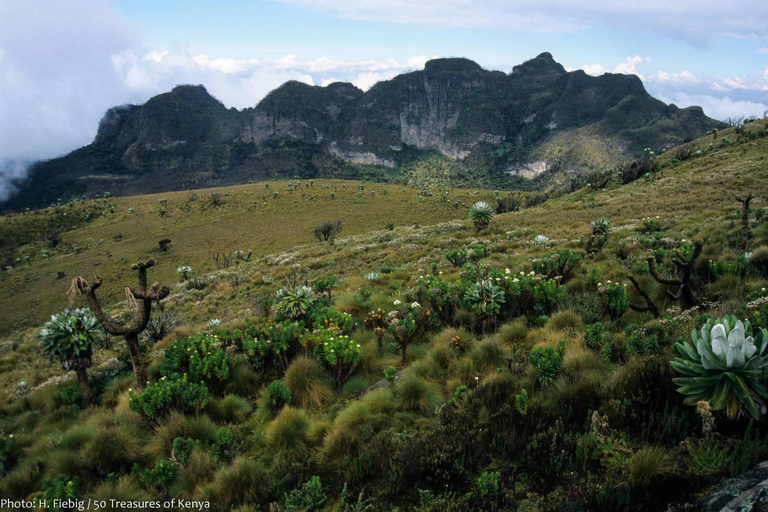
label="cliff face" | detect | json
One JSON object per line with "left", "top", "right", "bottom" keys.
{"left": 2, "top": 53, "right": 723, "bottom": 211}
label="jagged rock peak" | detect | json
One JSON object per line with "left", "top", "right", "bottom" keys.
{"left": 512, "top": 52, "right": 567, "bottom": 76}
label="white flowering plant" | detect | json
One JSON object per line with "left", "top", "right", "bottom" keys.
{"left": 313, "top": 333, "right": 362, "bottom": 387}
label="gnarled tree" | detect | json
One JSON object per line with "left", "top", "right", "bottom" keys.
{"left": 74, "top": 259, "right": 169, "bottom": 388}
{"left": 647, "top": 239, "right": 703, "bottom": 310}
{"left": 626, "top": 275, "right": 659, "bottom": 317}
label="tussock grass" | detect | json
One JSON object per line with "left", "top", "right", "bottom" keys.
{"left": 88, "top": 476, "right": 152, "bottom": 510}
{"left": 170, "top": 448, "right": 216, "bottom": 498}
{"left": 629, "top": 446, "right": 677, "bottom": 488}
{"left": 264, "top": 406, "right": 310, "bottom": 460}
{"left": 284, "top": 356, "right": 335, "bottom": 409}
{"left": 392, "top": 372, "right": 442, "bottom": 416}
{"left": 195, "top": 457, "right": 270, "bottom": 507}
{"left": 215, "top": 394, "right": 252, "bottom": 423}
{"left": 82, "top": 427, "right": 144, "bottom": 476}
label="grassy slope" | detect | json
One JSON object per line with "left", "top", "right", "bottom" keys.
{"left": 0, "top": 120, "right": 767, "bottom": 509}
{"left": 0, "top": 180, "right": 496, "bottom": 334}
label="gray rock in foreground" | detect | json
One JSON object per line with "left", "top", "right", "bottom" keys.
{"left": 697, "top": 461, "right": 768, "bottom": 511}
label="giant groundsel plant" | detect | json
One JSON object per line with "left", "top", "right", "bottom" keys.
{"left": 671, "top": 315, "right": 768, "bottom": 419}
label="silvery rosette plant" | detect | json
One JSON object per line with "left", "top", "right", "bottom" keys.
{"left": 469, "top": 201, "right": 494, "bottom": 231}
{"left": 671, "top": 315, "right": 768, "bottom": 419}
{"left": 275, "top": 285, "right": 315, "bottom": 320}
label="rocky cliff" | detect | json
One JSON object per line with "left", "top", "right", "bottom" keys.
{"left": 2, "top": 52, "right": 723, "bottom": 211}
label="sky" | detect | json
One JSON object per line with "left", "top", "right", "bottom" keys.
{"left": 1, "top": 0, "right": 767, "bottom": 199}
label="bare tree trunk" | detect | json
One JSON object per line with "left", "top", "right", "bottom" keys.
{"left": 75, "top": 367, "right": 92, "bottom": 406}
{"left": 125, "top": 332, "right": 148, "bottom": 388}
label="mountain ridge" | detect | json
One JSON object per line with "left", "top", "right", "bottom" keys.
{"left": 2, "top": 53, "right": 723, "bottom": 211}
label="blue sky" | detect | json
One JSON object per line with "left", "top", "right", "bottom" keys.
{"left": 1, "top": 0, "right": 767, "bottom": 196}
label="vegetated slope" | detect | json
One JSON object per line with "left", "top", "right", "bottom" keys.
{"left": 0, "top": 180, "right": 497, "bottom": 335}
{"left": 0, "top": 120, "right": 766, "bottom": 511}
{"left": 2, "top": 53, "right": 722, "bottom": 211}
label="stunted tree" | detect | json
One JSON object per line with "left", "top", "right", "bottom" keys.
{"left": 313, "top": 220, "right": 342, "bottom": 243}
{"left": 73, "top": 259, "right": 169, "bottom": 388}
{"left": 40, "top": 308, "right": 104, "bottom": 405}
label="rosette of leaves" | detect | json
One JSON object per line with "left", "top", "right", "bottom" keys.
{"left": 465, "top": 280, "right": 506, "bottom": 330}
{"left": 469, "top": 201, "right": 495, "bottom": 231}
{"left": 671, "top": 315, "right": 768, "bottom": 419}
{"left": 40, "top": 308, "right": 104, "bottom": 405}
{"left": 275, "top": 285, "right": 315, "bottom": 321}
{"left": 314, "top": 334, "right": 362, "bottom": 388}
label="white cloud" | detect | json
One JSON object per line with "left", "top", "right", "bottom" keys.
{"left": 612, "top": 55, "right": 649, "bottom": 77}
{"left": 573, "top": 56, "right": 649, "bottom": 78}
{"left": 270, "top": 0, "right": 768, "bottom": 47}
{"left": 758, "top": 47, "right": 768, "bottom": 54}
{"left": 647, "top": 70, "right": 701, "bottom": 85}
{"left": 579, "top": 64, "right": 608, "bottom": 76}
{"left": 654, "top": 91, "right": 767, "bottom": 121}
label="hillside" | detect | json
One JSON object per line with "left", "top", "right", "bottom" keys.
{"left": 2, "top": 53, "right": 723, "bottom": 211}
{"left": 0, "top": 119, "right": 767, "bottom": 511}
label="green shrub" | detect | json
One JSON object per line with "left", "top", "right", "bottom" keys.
{"left": 313, "top": 333, "right": 362, "bottom": 388}
{"left": 531, "top": 249, "right": 581, "bottom": 280}
{"left": 600, "top": 282, "right": 629, "bottom": 322}
{"left": 172, "top": 437, "right": 201, "bottom": 464}
{"left": 140, "top": 459, "right": 177, "bottom": 491}
{"left": 584, "top": 322, "right": 605, "bottom": 349}
{"left": 446, "top": 249, "right": 468, "bottom": 268}
{"left": 529, "top": 340, "right": 566, "bottom": 386}
{"left": 384, "top": 366, "right": 398, "bottom": 383}
{"left": 129, "top": 374, "right": 210, "bottom": 419}
{"left": 417, "top": 274, "right": 457, "bottom": 324}
{"left": 42, "top": 475, "right": 79, "bottom": 511}
{"left": 286, "top": 475, "right": 326, "bottom": 511}
{"left": 515, "top": 389, "right": 530, "bottom": 415}
{"left": 475, "top": 471, "right": 501, "bottom": 495}
{"left": 158, "top": 332, "right": 240, "bottom": 392}
{"left": 266, "top": 380, "right": 292, "bottom": 414}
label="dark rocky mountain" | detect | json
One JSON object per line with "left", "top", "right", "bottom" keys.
{"left": 2, "top": 52, "right": 722, "bottom": 211}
